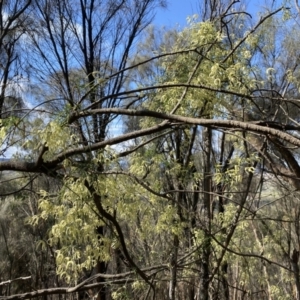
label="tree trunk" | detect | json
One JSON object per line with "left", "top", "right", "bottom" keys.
{"left": 169, "top": 234, "right": 179, "bottom": 300}
{"left": 198, "top": 127, "right": 212, "bottom": 300}
{"left": 291, "top": 249, "right": 300, "bottom": 300}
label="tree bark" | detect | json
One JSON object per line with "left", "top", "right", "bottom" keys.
{"left": 198, "top": 127, "right": 212, "bottom": 300}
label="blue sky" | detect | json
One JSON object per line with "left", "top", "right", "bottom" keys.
{"left": 153, "top": 1, "right": 278, "bottom": 28}
{"left": 154, "top": 0, "right": 198, "bottom": 28}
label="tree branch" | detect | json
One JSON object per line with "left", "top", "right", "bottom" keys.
{"left": 70, "top": 108, "right": 300, "bottom": 147}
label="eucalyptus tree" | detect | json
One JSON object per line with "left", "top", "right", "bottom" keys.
{"left": 0, "top": 0, "right": 31, "bottom": 159}
{"left": 3, "top": 1, "right": 300, "bottom": 300}
{"left": 1, "top": 0, "right": 168, "bottom": 299}
{"left": 0, "top": 0, "right": 31, "bottom": 110}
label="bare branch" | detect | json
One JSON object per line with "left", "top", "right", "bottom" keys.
{"left": 0, "top": 276, "right": 31, "bottom": 287}
{"left": 71, "top": 108, "right": 300, "bottom": 147}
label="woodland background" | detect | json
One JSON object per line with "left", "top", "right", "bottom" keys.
{"left": 1, "top": 0, "right": 300, "bottom": 299}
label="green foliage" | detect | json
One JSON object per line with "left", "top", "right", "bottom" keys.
{"left": 141, "top": 20, "right": 258, "bottom": 132}
{"left": 5, "top": 3, "right": 300, "bottom": 300}
{"left": 28, "top": 178, "right": 106, "bottom": 282}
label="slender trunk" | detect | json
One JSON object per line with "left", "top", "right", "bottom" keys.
{"left": 94, "top": 260, "right": 107, "bottom": 300}
{"left": 217, "top": 140, "right": 234, "bottom": 300}
{"left": 221, "top": 262, "right": 229, "bottom": 300}
{"left": 251, "top": 221, "right": 272, "bottom": 300}
{"left": 232, "top": 262, "right": 238, "bottom": 300}
{"left": 95, "top": 226, "right": 107, "bottom": 300}
{"left": 169, "top": 234, "right": 179, "bottom": 300}
{"left": 168, "top": 129, "right": 184, "bottom": 300}
{"left": 189, "top": 179, "right": 200, "bottom": 300}
{"left": 198, "top": 237, "right": 211, "bottom": 300}
{"left": 198, "top": 127, "right": 212, "bottom": 300}
{"left": 291, "top": 249, "right": 300, "bottom": 300}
